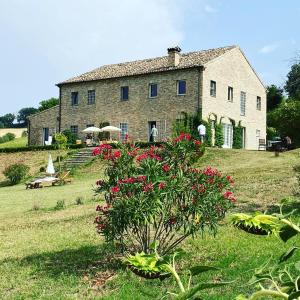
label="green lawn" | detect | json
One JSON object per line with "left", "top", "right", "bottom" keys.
{"left": 0, "top": 137, "right": 27, "bottom": 148}
{"left": 0, "top": 149, "right": 299, "bottom": 299}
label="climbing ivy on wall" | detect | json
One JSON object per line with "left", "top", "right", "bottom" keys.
{"left": 214, "top": 122, "right": 224, "bottom": 147}
{"left": 232, "top": 125, "right": 244, "bottom": 149}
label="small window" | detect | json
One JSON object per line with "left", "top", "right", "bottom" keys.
{"left": 70, "top": 125, "right": 78, "bottom": 135}
{"left": 177, "top": 80, "right": 186, "bottom": 95}
{"left": 256, "top": 96, "right": 261, "bottom": 111}
{"left": 256, "top": 129, "right": 261, "bottom": 137}
{"left": 240, "top": 91, "right": 246, "bottom": 116}
{"left": 120, "top": 122, "right": 128, "bottom": 141}
{"left": 121, "top": 86, "right": 129, "bottom": 101}
{"left": 86, "top": 124, "right": 94, "bottom": 128}
{"left": 228, "top": 87, "right": 233, "bottom": 101}
{"left": 71, "top": 92, "right": 78, "bottom": 106}
{"left": 88, "top": 90, "right": 95, "bottom": 105}
{"left": 210, "top": 81, "right": 216, "bottom": 97}
{"left": 149, "top": 83, "right": 158, "bottom": 98}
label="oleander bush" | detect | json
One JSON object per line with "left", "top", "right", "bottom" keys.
{"left": 93, "top": 133, "right": 236, "bottom": 255}
{"left": 3, "top": 163, "right": 29, "bottom": 184}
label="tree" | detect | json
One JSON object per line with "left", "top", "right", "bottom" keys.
{"left": 17, "top": 107, "right": 38, "bottom": 125}
{"left": 284, "top": 63, "right": 300, "bottom": 99}
{"left": 38, "top": 98, "right": 59, "bottom": 112}
{"left": 268, "top": 99, "right": 300, "bottom": 146}
{"left": 0, "top": 113, "right": 15, "bottom": 128}
{"left": 266, "top": 85, "right": 284, "bottom": 112}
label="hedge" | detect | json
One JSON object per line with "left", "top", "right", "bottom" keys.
{"left": 0, "top": 144, "right": 84, "bottom": 153}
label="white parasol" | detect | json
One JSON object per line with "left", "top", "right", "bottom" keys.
{"left": 46, "top": 154, "right": 55, "bottom": 175}
{"left": 82, "top": 126, "right": 102, "bottom": 133}
{"left": 100, "top": 126, "right": 121, "bottom": 132}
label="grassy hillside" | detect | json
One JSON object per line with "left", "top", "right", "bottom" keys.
{"left": 0, "top": 136, "right": 27, "bottom": 149}
{"left": 0, "top": 148, "right": 299, "bottom": 299}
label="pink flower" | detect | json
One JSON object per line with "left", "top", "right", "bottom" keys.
{"left": 92, "top": 147, "right": 101, "bottom": 156}
{"left": 114, "top": 150, "right": 121, "bottom": 159}
{"left": 194, "top": 140, "right": 201, "bottom": 146}
{"left": 111, "top": 186, "right": 120, "bottom": 193}
{"left": 223, "top": 190, "right": 236, "bottom": 203}
{"left": 226, "top": 175, "right": 235, "bottom": 185}
{"left": 158, "top": 182, "right": 166, "bottom": 189}
{"left": 162, "top": 164, "right": 170, "bottom": 172}
{"left": 143, "top": 183, "right": 153, "bottom": 193}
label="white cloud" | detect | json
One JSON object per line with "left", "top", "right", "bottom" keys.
{"left": 259, "top": 44, "right": 278, "bottom": 54}
{"left": 204, "top": 4, "right": 217, "bottom": 13}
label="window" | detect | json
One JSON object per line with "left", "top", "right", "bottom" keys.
{"left": 210, "top": 81, "right": 216, "bottom": 97}
{"left": 240, "top": 91, "right": 246, "bottom": 116}
{"left": 177, "top": 80, "right": 186, "bottom": 95}
{"left": 222, "top": 123, "right": 233, "bottom": 148}
{"left": 256, "top": 129, "right": 261, "bottom": 137}
{"left": 120, "top": 122, "right": 128, "bottom": 141}
{"left": 228, "top": 86, "right": 233, "bottom": 101}
{"left": 86, "top": 124, "right": 94, "bottom": 128}
{"left": 256, "top": 96, "right": 261, "bottom": 111}
{"left": 149, "top": 83, "right": 158, "bottom": 98}
{"left": 71, "top": 92, "right": 78, "bottom": 106}
{"left": 88, "top": 90, "right": 95, "bottom": 105}
{"left": 121, "top": 86, "right": 129, "bottom": 101}
{"left": 70, "top": 125, "right": 78, "bottom": 135}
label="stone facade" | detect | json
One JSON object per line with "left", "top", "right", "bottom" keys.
{"left": 28, "top": 105, "right": 59, "bottom": 145}
{"left": 28, "top": 46, "right": 266, "bottom": 150}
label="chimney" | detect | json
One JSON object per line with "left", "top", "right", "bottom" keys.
{"left": 167, "top": 46, "right": 181, "bottom": 67}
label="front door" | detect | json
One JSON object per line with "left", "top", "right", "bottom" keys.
{"left": 148, "top": 121, "right": 156, "bottom": 142}
{"left": 42, "top": 128, "right": 49, "bottom": 145}
{"left": 222, "top": 124, "right": 233, "bottom": 148}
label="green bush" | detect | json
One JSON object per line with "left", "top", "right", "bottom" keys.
{"left": 54, "top": 200, "right": 66, "bottom": 210}
{"left": 6, "top": 132, "right": 16, "bottom": 141}
{"left": 75, "top": 196, "right": 84, "bottom": 205}
{"left": 3, "top": 163, "right": 29, "bottom": 184}
{"left": 232, "top": 126, "right": 244, "bottom": 149}
{"left": 62, "top": 129, "right": 77, "bottom": 144}
{"left": 214, "top": 123, "right": 224, "bottom": 147}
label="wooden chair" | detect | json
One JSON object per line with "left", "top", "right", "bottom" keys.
{"left": 53, "top": 171, "right": 72, "bottom": 185}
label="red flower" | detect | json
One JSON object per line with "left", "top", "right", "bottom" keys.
{"left": 114, "top": 150, "right": 121, "bottom": 159}
{"left": 158, "top": 182, "right": 166, "bottom": 189}
{"left": 162, "top": 164, "right": 170, "bottom": 172}
{"left": 137, "top": 175, "right": 147, "bottom": 182}
{"left": 169, "top": 217, "right": 177, "bottom": 225}
{"left": 226, "top": 175, "right": 235, "bottom": 185}
{"left": 143, "top": 183, "right": 153, "bottom": 193}
{"left": 223, "top": 190, "right": 236, "bottom": 203}
{"left": 111, "top": 186, "right": 120, "bottom": 193}
{"left": 194, "top": 140, "right": 201, "bottom": 146}
{"left": 96, "top": 205, "right": 101, "bottom": 211}
{"left": 92, "top": 147, "right": 101, "bottom": 156}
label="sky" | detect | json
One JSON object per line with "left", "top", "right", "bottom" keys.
{"left": 0, "top": 0, "right": 299, "bottom": 115}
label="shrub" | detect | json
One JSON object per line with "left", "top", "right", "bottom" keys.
{"left": 0, "top": 132, "right": 15, "bottom": 144}
{"left": 39, "top": 166, "right": 46, "bottom": 173}
{"left": 93, "top": 133, "right": 235, "bottom": 255}
{"left": 3, "top": 163, "right": 29, "bottom": 184}
{"left": 0, "top": 144, "right": 84, "bottom": 153}
{"left": 75, "top": 196, "right": 84, "bottom": 205}
{"left": 6, "top": 132, "right": 15, "bottom": 141}
{"left": 62, "top": 129, "right": 77, "bottom": 144}
{"left": 214, "top": 123, "right": 224, "bottom": 147}
{"left": 54, "top": 200, "right": 66, "bottom": 210}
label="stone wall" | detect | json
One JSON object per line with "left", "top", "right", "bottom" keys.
{"left": 59, "top": 68, "right": 201, "bottom": 141}
{"left": 202, "top": 47, "right": 266, "bottom": 150}
{"left": 28, "top": 105, "right": 59, "bottom": 145}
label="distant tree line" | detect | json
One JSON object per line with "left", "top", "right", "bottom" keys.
{"left": 0, "top": 98, "right": 58, "bottom": 128}
{"left": 266, "top": 56, "right": 300, "bottom": 146}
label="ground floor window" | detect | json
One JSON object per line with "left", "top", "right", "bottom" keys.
{"left": 42, "top": 127, "right": 49, "bottom": 145}
{"left": 222, "top": 123, "right": 233, "bottom": 148}
{"left": 70, "top": 125, "right": 78, "bottom": 135}
{"left": 120, "top": 122, "right": 128, "bottom": 141}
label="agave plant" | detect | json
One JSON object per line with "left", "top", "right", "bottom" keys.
{"left": 231, "top": 204, "right": 300, "bottom": 242}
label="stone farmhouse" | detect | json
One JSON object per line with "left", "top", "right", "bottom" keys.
{"left": 28, "top": 45, "right": 266, "bottom": 150}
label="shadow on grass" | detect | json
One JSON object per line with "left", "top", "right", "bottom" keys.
{"left": 1, "top": 244, "right": 123, "bottom": 279}
{"left": 0, "top": 180, "right": 13, "bottom": 187}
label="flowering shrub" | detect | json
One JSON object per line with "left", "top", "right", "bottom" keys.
{"left": 93, "top": 134, "right": 235, "bottom": 255}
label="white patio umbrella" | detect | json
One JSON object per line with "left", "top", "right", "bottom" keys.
{"left": 46, "top": 154, "right": 55, "bottom": 175}
{"left": 99, "top": 126, "right": 121, "bottom": 132}
{"left": 82, "top": 126, "right": 102, "bottom": 133}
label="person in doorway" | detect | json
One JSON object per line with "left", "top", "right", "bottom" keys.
{"left": 151, "top": 124, "right": 158, "bottom": 142}
{"left": 197, "top": 123, "right": 206, "bottom": 143}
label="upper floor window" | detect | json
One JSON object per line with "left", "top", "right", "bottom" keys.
{"left": 256, "top": 96, "right": 261, "bottom": 111}
{"left": 228, "top": 86, "right": 233, "bottom": 101}
{"left": 121, "top": 86, "right": 129, "bottom": 101}
{"left": 71, "top": 92, "right": 78, "bottom": 106}
{"left": 240, "top": 91, "right": 246, "bottom": 116}
{"left": 88, "top": 90, "right": 95, "bottom": 105}
{"left": 210, "top": 81, "right": 216, "bottom": 97}
{"left": 120, "top": 122, "right": 128, "bottom": 141}
{"left": 177, "top": 80, "right": 186, "bottom": 95}
{"left": 149, "top": 83, "right": 158, "bottom": 98}
{"left": 70, "top": 125, "right": 78, "bottom": 135}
